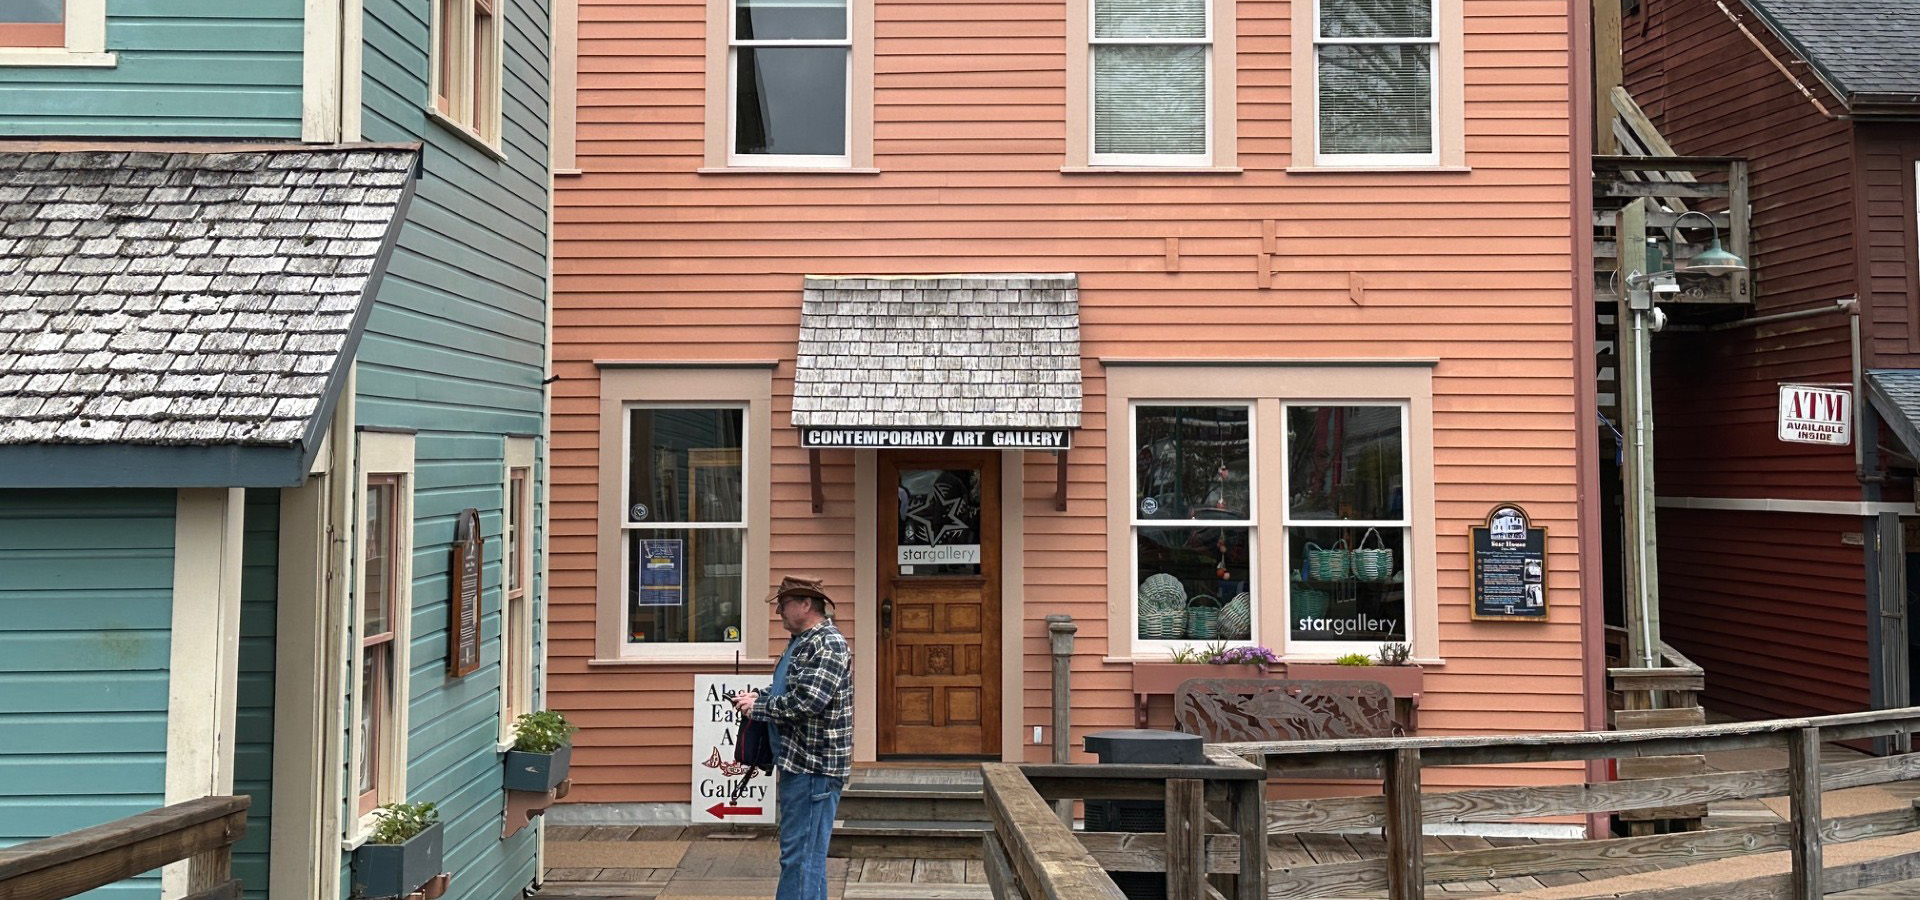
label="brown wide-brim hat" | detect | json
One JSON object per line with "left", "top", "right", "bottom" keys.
{"left": 765, "top": 574, "right": 834, "bottom": 610}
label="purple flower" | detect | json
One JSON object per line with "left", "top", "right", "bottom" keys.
{"left": 1210, "top": 645, "right": 1279, "bottom": 666}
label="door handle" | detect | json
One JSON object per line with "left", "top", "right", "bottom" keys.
{"left": 881, "top": 597, "right": 893, "bottom": 637}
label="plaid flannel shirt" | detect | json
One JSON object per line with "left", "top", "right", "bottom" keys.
{"left": 759, "top": 620, "right": 853, "bottom": 779}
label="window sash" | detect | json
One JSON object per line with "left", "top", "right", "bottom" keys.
{"left": 1280, "top": 404, "right": 1412, "bottom": 648}
{"left": 1311, "top": 0, "right": 1438, "bottom": 164}
{"left": 508, "top": 468, "right": 529, "bottom": 597}
{"left": 1130, "top": 402, "right": 1255, "bottom": 527}
{"left": 623, "top": 406, "right": 749, "bottom": 527}
{"left": 1278, "top": 404, "right": 1410, "bottom": 527}
{"left": 728, "top": 0, "right": 850, "bottom": 165}
{"left": 1089, "top": 0, "right": 1211, "bottom": 165}
{"left": 356, "top": 648, "right": 386, "bottom": 815}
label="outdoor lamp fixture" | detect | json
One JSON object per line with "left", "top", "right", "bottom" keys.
{"left": 1671, "top": 209, "right": 1746, "bottom": 276}
{"left": 1622, "top": 209, "right": 1748, "bottom": 309}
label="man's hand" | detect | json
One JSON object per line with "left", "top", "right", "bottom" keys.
{"left": 732, "top": 690, "right": 758, "bottom": 715}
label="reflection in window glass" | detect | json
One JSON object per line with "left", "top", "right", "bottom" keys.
{"left": 627, "top": 530, "right": 744, "bottom": 644}
{"left": 1135, "top": 405, "right": 1250, "bottom": 521}
{"left": 897, "top": 468, "right": 982, "bottom": 576}
{"left": 734, "top": 47, "right": 849, "bottom": 158}
{"left": 1285, "top": 405, "right": 1407, "bottom": 644}
{"left": 1287, "top": 406, "right": 1402, "bottom": 521}
{"left": 0, "top": 0, "right": 60, "bottom": 22}
{"left": 628, "top": 408, "right": 744, "bottom": 524}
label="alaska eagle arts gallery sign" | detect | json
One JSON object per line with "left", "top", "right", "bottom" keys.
{"left": 691, "top": 674, "right": 776, "bottom": 824}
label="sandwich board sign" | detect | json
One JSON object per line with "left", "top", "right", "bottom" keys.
{"left": 692, "top": 674, "right": 776, "bottom": 824}
{"left": 1778, "top": 384, "right": 1851, "bottom": 445}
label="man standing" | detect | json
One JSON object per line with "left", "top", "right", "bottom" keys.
{"left": 732, "top": 575, "right": 853, "bottom": 900}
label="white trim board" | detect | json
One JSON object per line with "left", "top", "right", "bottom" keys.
{"left": 1655, "top": 496, "right": 1911, "bottom": 516}
{"left": 163, "top": 488, "right": 247, "bottom": 900}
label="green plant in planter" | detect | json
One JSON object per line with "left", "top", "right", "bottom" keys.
{"left": 1168, "top": 645, "right": 1204, "bottom": 664}
{"left": 1376, "top": 642, "right": 1413, "bottom": 666}
{"left": 512, "top": 710, "right": 578, "bottom": 754}
{"left": 368, "top": 802, "right": 439, "bottom": 845}
{"left": 1333, "top": 652, "right": 1373, "bottom": 666}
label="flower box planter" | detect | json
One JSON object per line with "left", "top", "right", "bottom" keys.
{"left": 1282, "top": 663, "right": 1423, "bottom": 699}
{"left": 353, "top": 821, "right": 444, "bottom": 900}
{"left": 1130, "top": 663, "right": 1275, "bottom": 727}
{"left": 504, "top": 743, "right": 571, "bottom": 793}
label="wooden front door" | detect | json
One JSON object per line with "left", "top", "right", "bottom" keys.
{"left": 878, "top": 453, "right": 1001, "bottom": 757}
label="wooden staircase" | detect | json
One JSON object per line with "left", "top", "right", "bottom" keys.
{"left": 831, "top": 764, "right": 990, "bottom": 859}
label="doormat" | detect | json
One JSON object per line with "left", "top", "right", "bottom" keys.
{"left": 545, "top": 840, "right": 690, "bottom": 870}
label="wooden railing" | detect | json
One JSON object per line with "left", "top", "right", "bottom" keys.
{"left": 982, "top": 749, "right": 1269, "bottom": 900}
{"left": 1222, "top": 708, "right": 1920, "bottom": 900}
{"left": 0, "top": 796, "right": 249, "bottom": 900}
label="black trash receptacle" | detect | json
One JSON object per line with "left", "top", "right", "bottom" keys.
{"left": 1082, "top": 730, "right": 1204, "bottom": 900}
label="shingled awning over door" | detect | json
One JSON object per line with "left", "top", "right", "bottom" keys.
{"left": 790, "top": 274, "right": 1083, "bottom": 508}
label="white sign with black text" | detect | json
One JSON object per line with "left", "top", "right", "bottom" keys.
{"left": 691, "top": 674, "right": 777, "bottom": 824}
{"left": 1777, "top": 384, "right": 1851, "bottom": 445}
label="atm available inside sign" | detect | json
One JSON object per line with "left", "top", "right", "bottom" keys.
{"left": 1778, "top": 384, "right": 1851, "bottom": 445}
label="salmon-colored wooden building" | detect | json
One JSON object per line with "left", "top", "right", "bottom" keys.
{"left": 547, "top": 0, "right": 1603, "bottom": 821}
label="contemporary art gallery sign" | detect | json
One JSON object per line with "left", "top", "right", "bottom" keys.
{"left": 800, "top": 427, "right": 1071, "bottom": 449}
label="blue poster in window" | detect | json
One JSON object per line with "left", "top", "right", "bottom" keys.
{"left": 639, "top": 539, "right": 684, "bottom": 606}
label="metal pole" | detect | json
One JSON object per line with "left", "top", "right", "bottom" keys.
{"left": 1616, "top": 199, "right": 1661, "bottom": 670}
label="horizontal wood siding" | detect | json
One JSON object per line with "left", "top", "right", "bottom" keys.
{"left": 235, "top": 490, "right": 277, "bottom": 900}
{"left": 345, "top": 0, "right": 550, "bottom": 896}
{"left": 0, "top": 489, "right": 174, "bottom": 900}
{"left": 1853, "top": 124, "right": 1920, "bottom": 368}
{"left": 1655, "top": 507, "right": 1869, "bottom": 718}
{"left": 0, "top": 0, "right": 302, "bottom": 138}
{"left": 1629, "top": 0, "right": 1858, "bottom": 500}
{"left": 552, "top": 0, "right": 1587, "bottom": 802}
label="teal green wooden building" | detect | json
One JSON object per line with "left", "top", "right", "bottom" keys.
{"left": 0, "top": 3, "right": 553, "bottom": 900}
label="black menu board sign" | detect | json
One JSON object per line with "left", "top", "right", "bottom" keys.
{"left": 448, "top": 507, "right": 484, "bottom": 676}
{"left": 1471, "top": 503, "right": 1548, "bottom": 622}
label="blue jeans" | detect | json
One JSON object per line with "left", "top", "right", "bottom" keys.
{"left": 775, "top": 769, "right": 843, "bottom": 900}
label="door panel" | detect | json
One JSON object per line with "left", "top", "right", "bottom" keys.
{"left": 879, "top": 453, "right": 1000, "bottom": 757}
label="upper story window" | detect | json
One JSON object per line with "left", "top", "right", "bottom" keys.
{"left": 1313, "top": 0, "right": 1440, "bottom": 166}
{"left": 0, "top": 0, "right": 108, "bottom": 66}
{"left": 729, "top": 0, "right": 851, "bottom": 166}
{"left": 0, "top": 0, "right": 60, "bottom": 47}
{"left": 1091, "top": 0, "right": 1210, "bottom": 166}
{"left": 625, "top": 408, "right": 747, "bottom": 648}
{"left": 431, "top": 0, "right": 503, "bottom": 147}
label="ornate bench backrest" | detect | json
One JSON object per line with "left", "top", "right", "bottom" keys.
{"left": 1173, "top": 678, "right": 1404, "bottom": 743}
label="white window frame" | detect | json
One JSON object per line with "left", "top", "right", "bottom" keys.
{"left": 620, "top": 403, "right": 752, "bottom": 658}
{"left": 428, "top": 0, "right": 504, "bottom": 151}
{"left": 726, "top": 0, "right": 853, "bottom": 168}
{"left": 0, "top": 0, "right": 112, "bottom": 67}
{"left": 1310, "top": 0, "right": 1441, "bottom": 167}
{"left": 1128, "top": 401, "right": 1258, "bottom": 652}
{"left": 499, "top": 437, "right": 536, "bottom": 748}
{"left": 1279, "top": 402, "right": 1413, "bottom": 657}
{"left": 1088, "top": 0, "right": 1213, "bottom": 168}
{"left": 345, "top": 431, "right": 415, "bottom": 846}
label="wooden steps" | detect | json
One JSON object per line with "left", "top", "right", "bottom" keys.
{"left": 832, "top": 765, "right": 990, "bottom": 859}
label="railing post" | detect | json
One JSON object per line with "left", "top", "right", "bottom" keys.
{"left": 1230, "top": 773, "right": 1267, "bottom": 900}
{"left": 1384, "top": 748, "right": 1424, "bottom": 900}
{"left": 1788, "top": 726, "right": 1823, "bottom": 900}
{"left": 1166, "top": 778, "right": 1205, "bottom": 900}
{"left": 1047, "top": 614, "right": 1076, "bottom": 826}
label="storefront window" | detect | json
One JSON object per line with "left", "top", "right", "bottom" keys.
{"left": 626, "top": 408, "right": 745, "bottom": 645}
{"left": 1285, "top": 405, "right": 1407, "bottom": 645}
{"left": 1133, "top": 405, "right": 1254, "bottom": 643}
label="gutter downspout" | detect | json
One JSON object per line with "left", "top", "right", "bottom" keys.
{"left": 1659, "top": 296, "right": 1858, "bottom": 332}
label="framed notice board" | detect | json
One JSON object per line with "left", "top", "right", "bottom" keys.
{"left": 448, "top": 507, "right": 484, "bottom": 676}
{"left": 1471, "top": 503, "right": 1548, "bottom": 622}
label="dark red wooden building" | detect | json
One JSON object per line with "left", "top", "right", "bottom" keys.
{"left": 1622, "top": 0, "right": 1920, "bottom": 719}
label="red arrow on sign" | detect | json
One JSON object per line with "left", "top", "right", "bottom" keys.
{"left": 707, "top": 802, "right": 764, "bottom": 819}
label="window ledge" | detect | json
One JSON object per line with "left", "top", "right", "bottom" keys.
{"left": 1105, "top": 655, "right": 1444, "bottom": 666}
{"left": 427, "top": 107, "right": 507, "bottom": 162}
{"left": 1061, "top": 165, "right": 1243, "bottom": 175}
{"left": 554, "top": 167, "right": 585, "bottom": 177}
{"left": 1285, "top": 165, "right": 1471, "bottom": 174}
{"left": 697, "top": 166, "right": 881, "bottom": 175}
{"left": 497, "top": 738, "right": 516, "bottom": 754}
{"left": 588, "top": 656, "right": 778, "bottom": 668}
{"left": 340, "top": 809, "right": 382, "bottom": 851}
{"left": 0, "top": 49, "right": 115, "bottom": 67}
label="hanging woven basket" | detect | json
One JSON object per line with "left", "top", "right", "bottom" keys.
{"left": 1352, "top": 528, "right": 1395, "bottom": 582}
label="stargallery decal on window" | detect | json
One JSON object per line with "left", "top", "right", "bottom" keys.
{"left": 1286, "top": 405, "right": 1408, "bottom": 644}
{"left": 1315, "top": 0, "right": 1437, "bottom": 163}
{"left": 626, "top": 408, "right": 746, "bottom": 645}
{"left": 730, "top": 0, "right": 850, "bottom": 164}
{"left": 1091, "top": 0, "right": 1210, "bottom": 164}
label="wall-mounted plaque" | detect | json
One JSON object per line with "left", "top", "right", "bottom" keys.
{"left": 1471, "top": 503, "right": 1548, "bottom": 622}
{"left": 448, "top": 507, "right": 484, "bottom": 676}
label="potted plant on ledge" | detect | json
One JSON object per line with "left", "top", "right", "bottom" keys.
{"left": 505, "top": 709, "right": 577, "bottom": 793}
{"left": 353, "top": 801, "right": 448, "bottom": 900}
